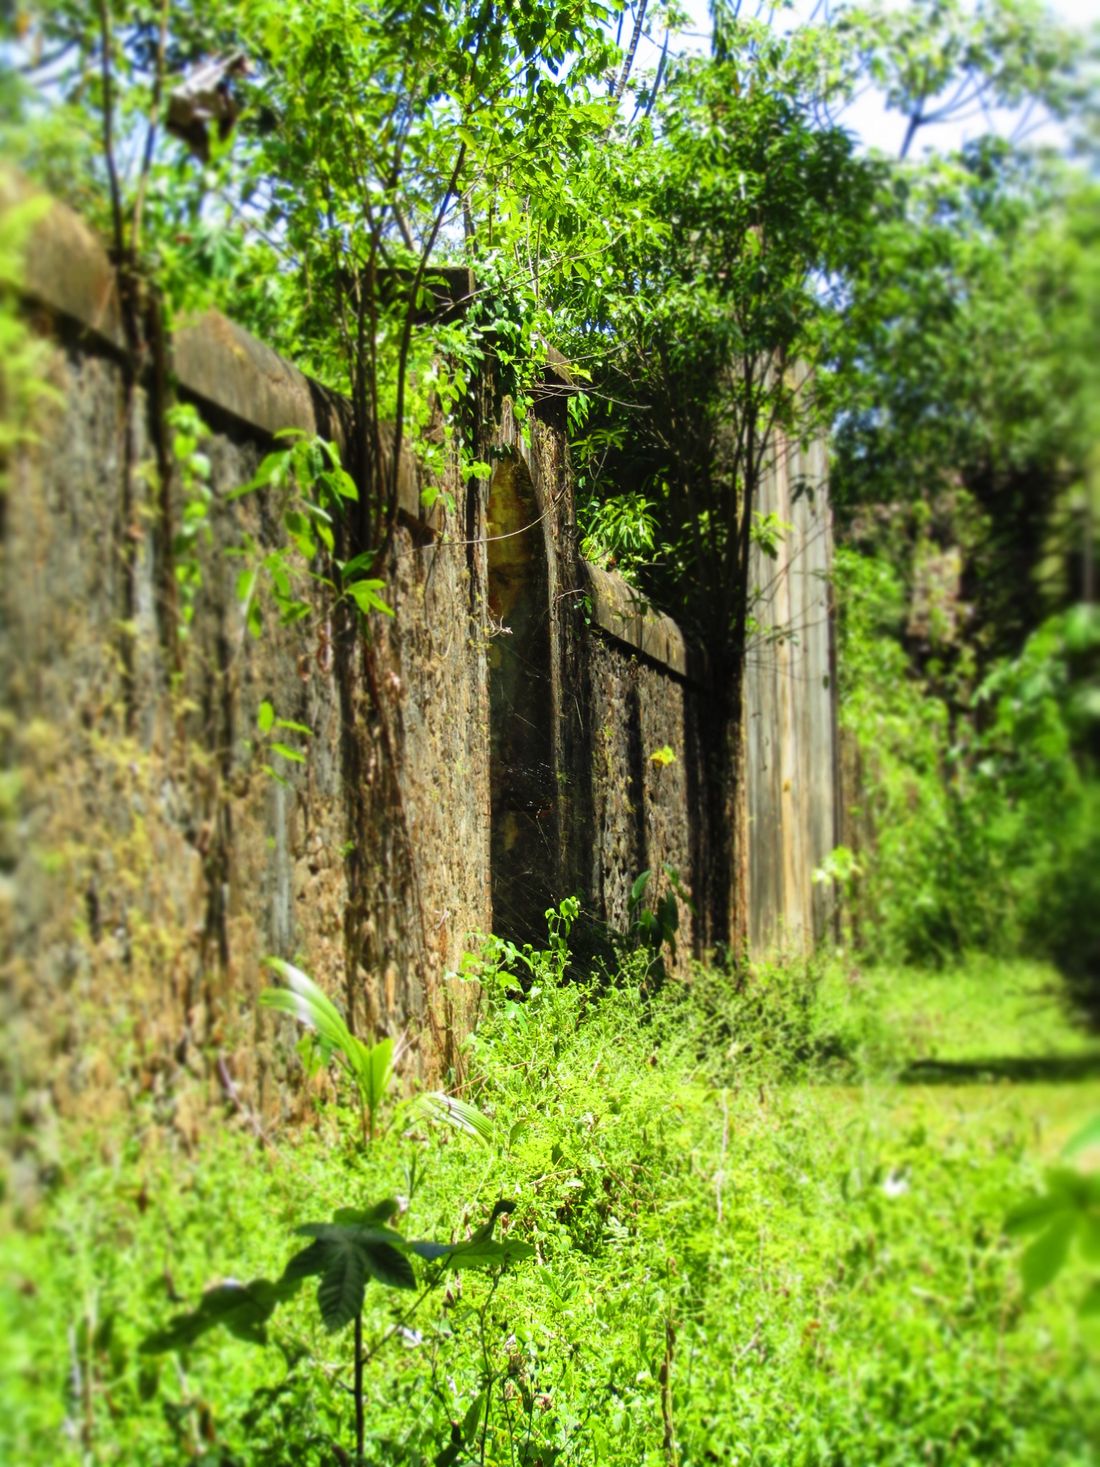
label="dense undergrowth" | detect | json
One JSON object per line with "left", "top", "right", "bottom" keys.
{"left": 832, "top": 547, "right": 1100, "bottom": 1005}
{"left": 2, "top": 932, "right": 1098, "bottom": 1466}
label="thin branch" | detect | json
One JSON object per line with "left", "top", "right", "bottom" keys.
{"left": 95, "top": 0, "right": 125, "bottom": 265}
{"left": 612, "top": 0, "right": 648, "bottom": 103}
{"left": 131, "top": 0, "right": 171, "bottom": 259}
{"left": 643, "top": 29, "right": 670, "bottom": 120}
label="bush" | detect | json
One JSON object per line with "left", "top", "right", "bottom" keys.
{"left": 834, "top": 548, "right": 1100, "bottom": 1002}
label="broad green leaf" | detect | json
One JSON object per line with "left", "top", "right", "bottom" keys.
{"left": 257, "top": 700, "right": 275, "bottom": 735}
{"left": 1021, "top": 1217, "right": 1076, "bottom": 1294}
{"left": 630, "top": 870, "right": 652, "bottom": 905}
{"left": 280, "top": 1240, "right": 329, "bottom": 1283}
{"left": 270, "top": 742, "right": 306, "bottom": 764}
{"left": 292, "top": 1223, "right": 417, "bottom": 1327}
{"left": 317, "top": 1239, "right": 367, "bottom": 1333}
{"left": 360, "top": 1240, "right": 416, "bottom": 1291}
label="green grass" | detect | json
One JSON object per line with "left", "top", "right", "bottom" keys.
{"left": 2, "top": 952, "right": 1098, "bottom": 1465}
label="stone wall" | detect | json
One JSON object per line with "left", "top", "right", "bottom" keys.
{"left": 1, "top": 186, "right": 491, "bottom": 1132}
{"left": 0, "top": 181, "right": 836, "bottom": 1138}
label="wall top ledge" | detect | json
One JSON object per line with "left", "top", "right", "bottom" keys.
{"left": 0, "top": 171, "right": 430, "bottom": 522}
{"left": 582, "top": 560, "right": 709, "bottom": 687}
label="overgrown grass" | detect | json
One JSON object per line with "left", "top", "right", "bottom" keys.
{"left": 2, "top": 951, "right": 1098, "bottom": 1464}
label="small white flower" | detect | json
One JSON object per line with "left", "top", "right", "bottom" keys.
{"left": 883, "top": 1168, "right": 910, "bottom": 1198}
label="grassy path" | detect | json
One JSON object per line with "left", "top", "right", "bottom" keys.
{"left": 1, "top": 956, "right": 1098, "bottom": 1464}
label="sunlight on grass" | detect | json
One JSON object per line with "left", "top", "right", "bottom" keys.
{"left": 2, "top": 954, "right": 1097, "bottom": 1464}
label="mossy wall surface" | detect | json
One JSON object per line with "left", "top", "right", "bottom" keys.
{"left": 1, "top": 321, "right": 490, "bottom": 1144}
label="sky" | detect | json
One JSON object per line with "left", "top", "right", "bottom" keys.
{"left": 625, "top": 0, "right": 1098, "bottom": 157}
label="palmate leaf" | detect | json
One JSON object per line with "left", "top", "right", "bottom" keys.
{"left": 316, "top": 1238, "right": 367, "bottom": 1333}
{"left": 141, "top": 1277, "right": 298, "bottom": 1354}
{"left": 280, "top": 1239, "right": 330, "bottom": 1284}
{"left": 359, "top": 1240, "right": 417, "bottom": 1290}
{"left": 294, "top": 1222, "right": 417, "bottom": 1331}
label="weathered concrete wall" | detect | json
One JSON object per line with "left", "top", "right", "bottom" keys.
{"left": 743, "top": 428, "right": 838, "bottom": 955}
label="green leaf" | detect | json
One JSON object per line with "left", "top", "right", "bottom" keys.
{"left": 292, "top": 1223, "right": 417, "bottom": 1328}
{"left": 461, "top": 1391, "right": 486, "bottom": 1445}
{"left": 236, "top": 568, "right": 256, "bottom": 605}
{"left": 417, "top": 1091, "right": 495, "bottom": 1145}
{"left": 339, "top": 552, "right": 377, "bottom": 580}
{"left": 280, "top": 1239, "right": 330, "bottom": 1283}
{"left": 1079, "top": 1280, "right": 1100, "bottom": 1318}
{"left": 1080, "top": 1215, "right": 1100, "bottom": 1264}
{"left": 141, "top": 1278, "right": 293, "bottom": 1354}
{"left": 317, "top": 1239, "right": 367, "bottom": 1333}
{"left": 1004, "top": 1190, "right": 1071, "bottom": 1236}
{"left": 360, "top": 1240, "right": 416, "bottom": 1290}
{"left": 348, "top": 1036, "right": 394, "bottom": 1117}
{"left": 1021, "top": 1217, "right": 1076, "bottom": 1294}
{"left": 1063, "top": 1115, "right": 1100, "bottom": 1160}
{"left": 228, "top": 450, "right": 289, "bottom": 499}
{"left": 260, "top": 960, "right": 353, "bottom": 1056}
{"left": 326, "top": 467, "right": 359, "bottom": 501}
{"left": 436, "top": 1238, "right": 536, "bottom": 1271}
{"left": 630, "top": 870, "right": 652, "bottom": 906}
{"left": 257, "top": 700, "right": 275, "bottom": 735}
{"left": 333, "top": 1198, "right": 401, "bottom": 1226}
{"left": 470, "top": 1199, "right": 517, "bottom": 1243}
{"left": 270, "top": 742, "right": 306, "bottom": 764}
{"left": 346, "top": 578, "right": 395, "bottom": 618}
{"left": 406, "top": 1240, "right": 456, "bottom": 1262}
